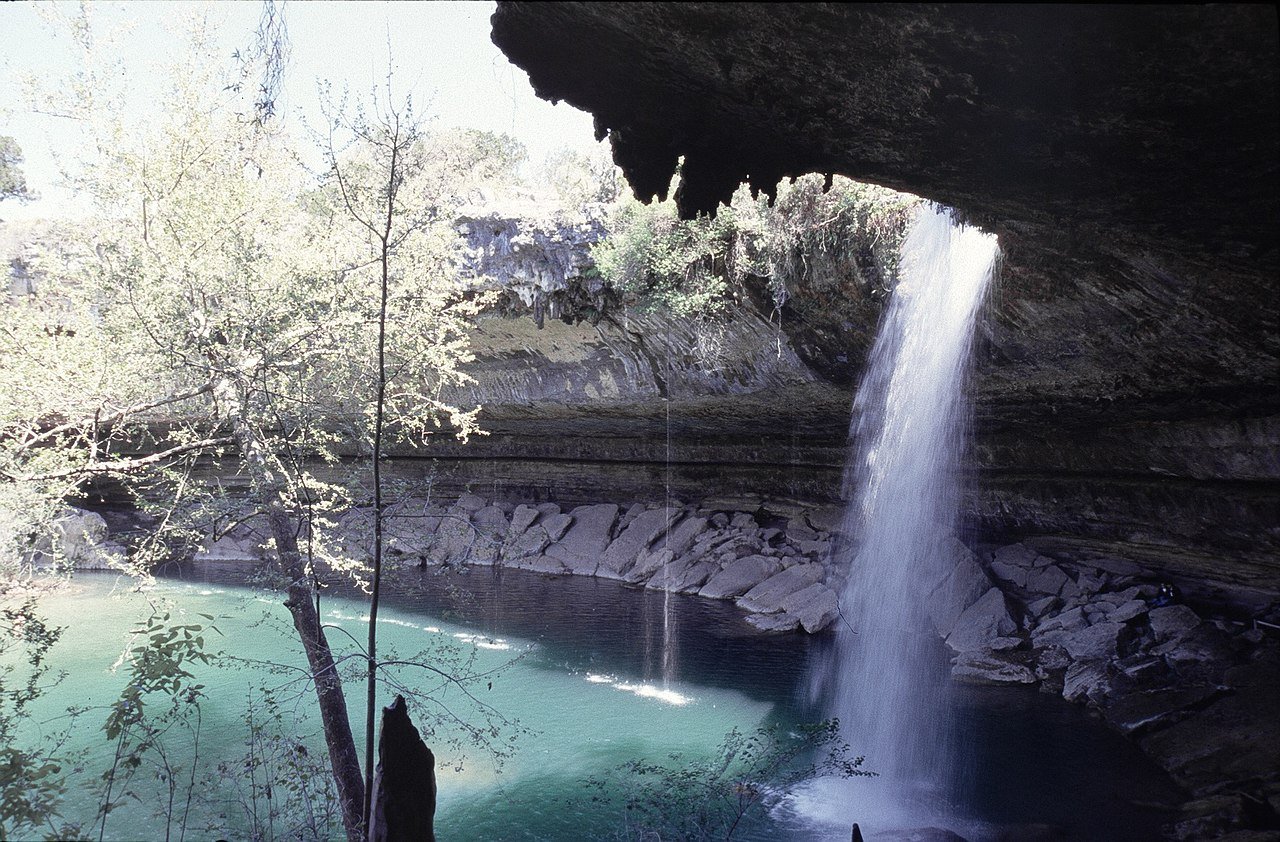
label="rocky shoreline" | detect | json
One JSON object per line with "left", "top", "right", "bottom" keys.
{"left": 50, "top": 497, "right": 1280, "bottom": 838}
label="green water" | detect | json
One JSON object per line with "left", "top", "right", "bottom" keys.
{"left": 9, "top": 565, "right": 1181, "bottom": 841}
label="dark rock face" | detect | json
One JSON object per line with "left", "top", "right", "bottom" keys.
{"left": 486, "top": 3, "right": 1279, "bottom": 595}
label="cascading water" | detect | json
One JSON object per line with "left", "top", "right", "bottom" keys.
{"left": 805, "top": 203, "right": 999, "bottom": 831}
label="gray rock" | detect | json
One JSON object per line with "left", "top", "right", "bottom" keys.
{"left": 1063, "top": 660, "right": 1111, "bottom": 703}
{"left": 535, "top": 502, "right": 561, "bottom": 517}
{"left": 990, "top": 560, "right": 1029, "bottom": 588}
{"left": 1027, "top": 596, "right": 1059, "bottom": 618}
{"left": 542, "top": 513, "right": 574, "bottom": 542}
{"left": 737, "top": 564, "right": 826, "bottom": 613}
{"left": 804, "top": 505, "right": 844, "bottom": 534}
{"left": 699, "top": 555, "right": 781, "bottom": 599}
{"left": 710, "top": 512, "right": 730, "bottom": 528}
{"left": 1057, "top": 621, "right": 1126, "bottom": 661}
{"left": 1149, "top": 604, "right": 1201, "bottom": 643}
{"left": 730, "top": 512, "right": 757, "bottom": 529}
{"left": 1076, "top": 571, "right": 1108, "bottom": 594}
{"left": 1025, "top": 564, "right": 1070, "bottom": 596}
{"left": 506, "top": 554, "right": 568, "bottom": 575}
{"left": 426, "top": 514, "right": 475, "bottom": 566}
{"left": 783, "top": 584, "right": 840, "bottom": 633}
{"left": 659, "top": 558, "right": 719, "bottom": 593}
{"left": 618, "top": 502, "right": 647, "bottom": 532}
{"left": 41, "top": 508, "right": 129, "bottom": 569}
{"left": 663, "top": 516, "right": 708, "bottom": 557}
{"left": 468, "top": 506, "right": 509, "bottom": 565}
{"left": 992, "top": 543, "right": 1040, "bottom": 569}
{"left": 509, "top": 504, "right": 539, "bottom": 536}
{"left": 503, "top": 524, "right": 551, "bottom": 561}
{"left": 952, "top": 651, "right": 1038, "bottom": 685}
{"left": 797, "top": 539, "right": 832, "bottom": 558}
{"left": 455, "top": 493, "right": 487, "bottom": 513}
{"left": 1059, "top": 577, "right": 1083, "bottom": 600}
{"left": 989, "top": 636, "right": 1024, "bottom": 652}
{"left": 545, "top": 505, "right": 619, "bottom": 576}
{"left": 946, "top": 588, "right": 1017, "bottom": 653}
{"left": 599, "top": 508, "right": 675, "bottom": 578}
{"left": 926, "top": 555, "right": 993, "bottom": 639}
{"left": 746, "top": 612, "right": 801, "bottom": 632}
{"left": 625, "top": 548, "right": 674, "bottom": 584}
{"left": 786, "top": 517, "right": 819, "bottom": 543}
{"left": 1109, "top": 599, "right": 1148, "bottom": 623}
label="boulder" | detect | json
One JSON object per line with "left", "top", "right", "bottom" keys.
{"left": 503, "top": 524, "right": 551, "bottom": 561}
{"left": 946, "top": 588, "right": 1017, "bottom": 653}
{"left": 804, "top": 505, "right": 845, "bottom": 534}
{"left": 990, "top": 560, "right": 1029, "bottom": 588}
{"left": 1056, "top": 621, "right": 1126, "bottom": 661}
{"left": 661, "top": 558, "right": 720, "bottom": 593}
{"left": 786, "top": 517, "right": 819, "bottom": 543}
{"left": 506, "top": 554, "right": 568, "bottom": 575}
{"left": 783, "top": 584, "right": 840, "bottom": 633}
{"left": 535, "top": 502, "right": 561, "bottom": 517}
{"left": 1062, "top": 660, "right": 1112, "bottom": 703}
{"left": 425, "top": 513, "right": 475, "bottom": 566}
{"left": 468, "top": 506, "right": 510, "bottom": 565}
{"left": 699, "top": 555, "right": 781, "bottom": 599}
{"left": 1027, "top": 596, "right": 1059, "bottom": 619}
{"left": 42, "top": 508, "right": 129, "bottom": 569}
{"left": 663, "top": 516, "right": 708, "bottom": 558}
{"left": 746, "top": 612, "right": 801, "bottom": 632}
{"left": 1025, "top": 564, "right": 1070, "bottom": 596}
{"left": 542, "top": 513, "right": 574, "bottom": 542}
{"left": 454, "top": 493, "right": 487, "bottom": 513}
{"left": 599, "top": 508, "right": 675, "bottom": 578}
{"left": 730, "top": 512, "right": 758, "bottom": 529}
{"left": 1109, "top": 599, "right": 1149, "bottom": 623}
{"left": 926, "top": 555, "right": 993, "bottom": 639}
{"left": 992, "top": 543, "right": 1040, "bottom": 569}
{"left": 509, "top": 504, "right": 539, "bottom": 536}
{"left": 951, "top": 651, "right": 1038, "bottom": 685}
{"left": 1149, "top": 604, "right": 1202, "bottom": 643}
{"left": 736, "top": 564, "right": 825, "bottom": 613}
{"left": 544, "top": 504, "right": 619, "bottom": 575}
{"left": 625, "top": 548, "right": 674, "bottom": 585}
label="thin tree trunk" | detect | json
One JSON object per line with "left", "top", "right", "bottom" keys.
{"left": 220, "top": 377, "right": 366, "bottom": 842}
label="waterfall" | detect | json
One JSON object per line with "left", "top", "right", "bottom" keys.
{"left": 808, "top": 204, "right": 999, "bottom": 828}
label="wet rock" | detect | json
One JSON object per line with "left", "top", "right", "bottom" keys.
{"left": 952, "top": 651, "right": 1038, "bottom": 685}
{"left": 1103, "top": 686, "right": 1226, "bottom": 735}
{"left": 779, "top": 583, "right": 840, "bottom": 632}
{"left": 699, "top": 555, "right": 782, "bottom": 599}
{"left": 745, "top": 612, "right": 801, "bottom": 632}
{"left": 730, "top": 512, "right": 757, "bottom": 529}
{"left": 506, "top": 554, "right": 568, "bottom": 575}
{"left": 1062, "top": 660, "right": 1111, "bottom": 703}
{"left": 797, "top": 539, "right": 832, "bottom": 558}
{"left": 468, "top": 506, "right": 509, "bottom": 566}
{"left": 946, "top": 587, "right": 1017, "bottom": 653}
{"left": 736, "top": 563, "right": 825, "bottom": 613}
{"left": 599, "top": 508, "right": 675, "bottom": 579}
{"left": 804, "top": 505, "right": 844, "bottom": 534}
{"left": 545, "top": 505, "right": 618, "bottom": 575}
{"left": 927, "top": 553, "right": 993, "bottom": 639}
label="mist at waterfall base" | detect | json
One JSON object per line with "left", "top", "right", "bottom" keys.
{"left": 802, "top": 205, "right": 1000, "bottom": 834}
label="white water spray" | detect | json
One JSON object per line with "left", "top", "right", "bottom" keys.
{"left": 805, "top": 204, "right": 999, "bottom": 831}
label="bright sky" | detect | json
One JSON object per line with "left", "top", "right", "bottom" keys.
{"left": 0, "top": 1, "right": 602, "bottom": 221}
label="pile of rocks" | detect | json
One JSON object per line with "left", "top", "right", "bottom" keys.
{"left": 335, "top": 493, "right": 848, "bottom": 633}
{"left": 943, "top": 540, "right": 1280, "bottom": 839}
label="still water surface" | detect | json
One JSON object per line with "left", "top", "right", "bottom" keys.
{"left": 19, "top": 564, "right": 1179, "bottom": 840}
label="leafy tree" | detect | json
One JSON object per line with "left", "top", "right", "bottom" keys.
{"left": 2, "top": 12, "right": 491, "bottom": 840}
{"left": 0, "top": 136, "right": 34, "bottom": 205}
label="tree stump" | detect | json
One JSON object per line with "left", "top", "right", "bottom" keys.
{"left": 368, "top": 695, "right": 437, "bottom": 842}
